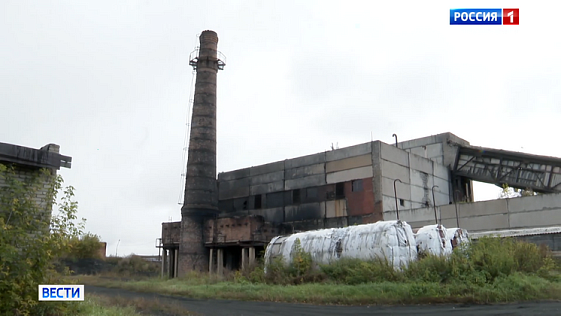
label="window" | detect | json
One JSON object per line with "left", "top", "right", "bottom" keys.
{"left": 400, "top": 199, "right": 405, "bottom": 207}
{"left": 266, "top": 192, "right": 284, "bottom": 208}
{"left": 306, "top": 187, "right": 318, "bottom": 198}
{"left": 351, "top": 179, "right": 363, "bottom": 192}
{"left": 335, "top": 182, "right": 345, "bottom": 198}
{"left": 254, "top": 195, "right": 262, "bottom": 209}
{"left": 293, "top": 189, "right": 301, "bottom": 204}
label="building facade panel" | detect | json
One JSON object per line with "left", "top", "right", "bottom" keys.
{"left": 285, "top": 174, "right": 326, "bottom": 190}
{"left": 218, "top": 168, "right": 250, "bottom": 181}
{"left": 250, "top": 181, "right": 284, "bottom": 195}
{"left": 285, "top": 152, "right": 326, "bottom": 169}
{"left": 325, "top": 154, "right": 372, "bottom": 173}
{"left": 285, "top": 163, "right": 325, "bottom": 180}
{"left": 250, "top": 161, "right": 284, "bottom": 176}
{"left": 326, "top": 143, "right": 371, "bottom": 162}
{"left": 250, "top": 171, "right": 284, "bottom": 186}
{"left": 380, "top": 143, "right": 409, "bottom": 167}
{"left": 326, "top": 166, "right": 373, "bottom": 184}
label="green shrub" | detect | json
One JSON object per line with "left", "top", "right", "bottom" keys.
{"left": 405, "top": 254, "right": 453, "bottom": 283}
{"left": 114, "top": 255, "right": 159, "bottom": 277}
{"left": 290, "top": 238, "right": 312, "bottom": 278}
{"left": 321, "top": 258, "right": 403, "bottom": 284}
{"left": 264, "top": 257, "right": 292, "bottom": 284}
{"left": 65, "top": 232, "right": 103, "bottom": 260}
{"left": 0, "top": 165, "right": 84, "bottom": 316}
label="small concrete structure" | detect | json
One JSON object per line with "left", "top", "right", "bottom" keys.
{"left": 0, "top": 142, "right": 72, "bottom": 228}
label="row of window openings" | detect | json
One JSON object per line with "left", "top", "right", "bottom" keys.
{"left": 252, "top": 180, "right": 364, "bottom": 209}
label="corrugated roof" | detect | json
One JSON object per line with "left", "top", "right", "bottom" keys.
{"left": 471, "top": 226, "right": 561, "bottom": 238}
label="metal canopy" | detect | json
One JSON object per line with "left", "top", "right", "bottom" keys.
{"left": 453, "top": 145, "right": 561, "bottom": 193}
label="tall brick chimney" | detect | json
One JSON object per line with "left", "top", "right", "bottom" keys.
{"left": 179, "top": 30, "right": 223, "bottom": 274}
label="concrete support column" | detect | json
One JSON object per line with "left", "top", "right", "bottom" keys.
{"left": 161, "top": 249, "right": 167, "bottom": 278}
{"left": 174, "top": 249, "right": 179, "bottom": 278}
{"left": 168, "top": 249, "right": 175, "bottom": 278}
{"left": 226, "top": 250, "right": 233, "bottom": 271}
{"left": 217, "top": 248, "right": 223, "bottom": 276}
{"left": 209, "top": 248, "right": 214, "bottom": 273}
{"left": 249, "top": 247, "right": 255, "bottom": 266}
{"left": 241, "top": 248, "right": 248, "bottom": 270}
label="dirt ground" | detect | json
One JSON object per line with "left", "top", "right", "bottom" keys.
{"left": 86, "top": 285, "right": 561, "bottom": 316}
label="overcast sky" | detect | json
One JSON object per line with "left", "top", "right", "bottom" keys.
{"left": 1, "top": 1, "right": 559, "bottom": 256}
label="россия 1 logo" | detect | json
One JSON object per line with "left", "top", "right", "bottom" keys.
{"left": 450, "top": 9, "right": 519, "bottom": 25}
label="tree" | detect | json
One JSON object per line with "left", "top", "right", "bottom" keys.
{"left": 65, "top": 232, "right": 103, "bottom": 260}
{"left": 0, "top": 164, "right": 84, "bottom": 316}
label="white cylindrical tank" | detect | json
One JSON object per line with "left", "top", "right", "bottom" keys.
{"left": 264, "top": 220, "right": 417, "bottom": 270}
{"left": 446, "top": 228, "right": 470, "bottom": 249}
{"left": 415, "top": 224, "right": 453, "bottom": 257}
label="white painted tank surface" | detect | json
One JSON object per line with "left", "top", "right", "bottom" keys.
{"left": 264, "top": 220, "right": 418, "bottom": 270}
{"left": 446, "top": 228, "right": 470, "bottom": 249}
{"left": 415, "top": 224, "right": 453, "bottom": 256}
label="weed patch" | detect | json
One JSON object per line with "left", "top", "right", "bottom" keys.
{"left": 78, "top": 238, "right": 560, "bottom": 305}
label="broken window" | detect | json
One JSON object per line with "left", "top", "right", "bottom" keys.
{"left": 254, "top": 195, "right": 262, "bottom": 209}
{"left": 293, "top": 189, "right": 301, "bottom": 204}
{"left": 351, "top": 179, "right": 363, "bottom": 192}
{"left": 335, "top": 182, "right": 345, "bottom": 198}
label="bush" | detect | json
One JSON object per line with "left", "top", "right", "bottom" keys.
{"left": 0, "top": 165, "right": 84, "bottom": 315}
{"left": 261, "top": 238, "right": 318, "bottom": 285}
{"left": 114, "top": 255, "right": 159, "bottom": 277}
{"left": 65, "top": 232, "right": 103, "bottom": 260}
{"left": 321, "top": 258, "right": 403, "bottom": 284}
{"left": 259, "top": 235, "right": 556, "bottom": 287}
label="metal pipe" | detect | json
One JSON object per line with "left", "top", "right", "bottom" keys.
{"left": 431, "top": 185, "right": 439, "bottom": 225}
{"left": 453, "top": 189, "right": 462, "bottom": 227}
{"left": 115, "top": 239, "right": 120, "bottom": 257}
{"left": 393, "top": 179, "right": 402, "bottom": 221}
{"left": 392, "top": 134, "right": 398, "bottom": 147}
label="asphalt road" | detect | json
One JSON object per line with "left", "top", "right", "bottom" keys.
{"left": 86, "top": 285, "right": 561, "bottom": 316}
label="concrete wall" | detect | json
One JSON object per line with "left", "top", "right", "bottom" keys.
{"left": 398, "top": 132, "right": 469, "bottom": 168}
{"left": 162, "top": 221, "right": 181, "bottom": 246}
{"left": 516, "top": 234, "right": 561, "bottom": 252}
{"left": 204, "top": 216, "right": 280, "bottom": 245}
{"left": 0, "top": 143, "right": 70, "bottom": 230}
{"left": 218, "top": 139, "right": 459, "bottom": 228}
{"left": 0, "top": 165, "right": 52, "bottom": 225}
{"left": 378, "top": 142, "right": 451, "bottom": 217}
{"left": 217, "top": 142, "right": 379, "bottom": 229}
{"left": 385, "top": 193, "right": 561, "bottom": 232}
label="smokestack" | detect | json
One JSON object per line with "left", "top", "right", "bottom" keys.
{"left": 179, "top": 30, "right": 224, "bottom": 274}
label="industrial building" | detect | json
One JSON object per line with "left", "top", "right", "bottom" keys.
{"left": 159, "top": 30, "right": 561, "bottom": 278}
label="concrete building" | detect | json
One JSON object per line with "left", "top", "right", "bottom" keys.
{"left": 160, "top": 31, "right": 561, "bottom": 277}
{"left": 160, "top": 131, "right": 561, "bottom": 277}
{"left": 0, "top": 142, "right": 72, "bottom": 228}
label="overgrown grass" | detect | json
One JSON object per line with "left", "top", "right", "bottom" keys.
{"left": 78, "top": 238, "right": 561, "bottom": 305}
{"left": 72, "top": 296, "right": 141, "bottom": 316}
{"left": 77, "top": 294, "right": 198, "bottom": 316}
